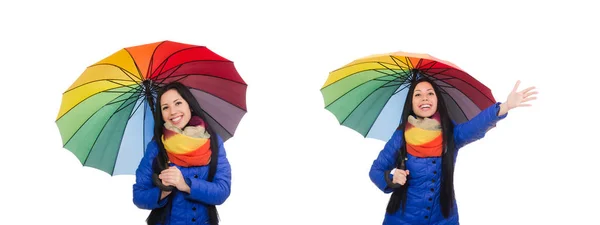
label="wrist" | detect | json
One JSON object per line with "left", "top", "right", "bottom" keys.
{"left": 498, "top": 102, "right": 509, "bottom": 116}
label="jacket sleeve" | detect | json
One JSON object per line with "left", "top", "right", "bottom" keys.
{"left": 183, "top": 135, "right": 232, "bottom": 205}
{"left": 454, "top": 102, "right": 508, "bottom": 149}
{"left": 369, "top": 129, "right": 402, "bottom": 194}
{"left": 132, "top": 141, "right": 169, "bottom": 210}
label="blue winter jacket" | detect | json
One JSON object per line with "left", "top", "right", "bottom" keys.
{"left": 133, "top": 135, "right": 231, "bottom": 225}
{"left": 369, "top": 103, "right": 507, "bottom": 225}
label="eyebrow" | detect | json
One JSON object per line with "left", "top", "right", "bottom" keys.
{"left": 161, "top": 98, "right": 181, "bottom": 106}
{"left": 415, "top": 89, "right": 433, "bottom": 92}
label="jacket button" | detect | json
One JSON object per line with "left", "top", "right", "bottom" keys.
{"left": 192, "top": 207, "right": 196, "bottom": 211}
{"left": 432, "top": 160, "right": 436, "bottom": 164}
{"left": 430, "top": 188, "right": 434, "bottom": 192}
{"left": 425, "top": 216, "right": 429, "bottom": 219}
{"left": 192, "top": 218, "right": 196, "bottom": 222}
{"left": 431, "top": 179, "right": 435, "bottom": 183}
{"left": 429, "top": 198, "right": 432, "bottom": 201}
{"left": 433, "top": 171, "right": 437, "bottom": 174}
{"left": 427, "top": 207, "right": 431, "bottom": 210}
{"left": 194, "top": 174, "right": 198, "bottom": 178}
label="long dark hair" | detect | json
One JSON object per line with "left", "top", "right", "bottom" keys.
{"left": 146, "top": 82, "right": 220, "bottom": 225}
{"left": 386, "top": 75, "right": 456, "bottom": 218}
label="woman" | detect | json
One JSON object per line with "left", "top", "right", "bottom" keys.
{"left": 133, "top": 82, "right": 232, "bottom": 225}
{"left": 369, "top": 77, "right": 537, "bottom": 224}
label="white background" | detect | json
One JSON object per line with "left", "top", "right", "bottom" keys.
{"left": 1, "top": 1, "right": 598, "bottom": 224}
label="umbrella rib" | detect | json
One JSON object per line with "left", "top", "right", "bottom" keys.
{"left": 118, "top": 67, "right": 143, "bottom": 83}
{"left": 203, "top": 108, "right": 234, "bottom": 138}
{"left": 105, "top": 87, "right": 144, "bottom": 107}
{"left": 427, "top": 75, "right": 484, "bottom": 120}
{"left": 152, "top": 60, "right": 244, "bottom": 85}
{"left": 103, "top": 86, "right": 143, "bottom": 97}
{"left": 389, "top": 56, "right": 414, "bottom": 78}
{"left": 153, "top": 64, "right": 184, "bottom": 87}
{"left": 148, "top": 45, "right": 195, "bottom": 79}
{"left": 186, "top": 86, "right": 248, "bottom": 112}
{"left": 330, "top": 60, "right": 404, "bottom": 73}
{"left": 124, "top": 48, "right": 144, "bottom": 81}
{"left": 62, "top": 89, "right": 134, "bottom": 148}
{"left": 422, "top": 68, "right": 496, "bottom": 103}
{"left": 63, "top": 79, "right": 138, "bottom": 95}
{"left": 127, "top": 94, "right": 148, "bottom": 120}
{"left": 106, "top": 80, "right": 141, "bottom": 91}
{"left": 81, "top": 92, "right": 138, "bottom": 169}
{"left": 323, "top": 61, "right": 410, "bottom": 89}
{"left": 339, "top": 78, "right": 399, "bottom": 126}
{"left": 56, "top": 85, "right": 140, "bottom": 122}
{"left": 393, "top": 83, "right": 412, "bottom": 95}
{"left": 375, "top": 61, "right": 405, "bottom": 78}
{"left": 146, "top": 42, "right": 161, "bottom": 81}
{"left": 440, "top": 90, "right": 469, "bottom": 123}
{"left": 379, "top": 80, "right": 407, "bottom": 88}
{"left": 364, "top": 84, "right": 411, "bottom": 137}
{"left": 323, "top": 74, "right": 402, "bottom": 108}
{"left": 389, "top": 55, "right": 413, "bottom": 69}
{"left": 88, "top": 63, "right": 142, "bottom": 83}
{"left": 108, "top": 94, "right": 149, "bottom": 176}
{"left": 154, "top": 73, "right": 249, "bottom": 86}
{"left": 381, "top": 56, "right": 413, "bottom": 77}
{"left": 411, "top": 59, "right": 496, "bottom": 104}
{"left": 148, "top": 46, "right": 231, "bottom": 79}
{"left": 422, "top": 73, "right": 474, "bottom": 121}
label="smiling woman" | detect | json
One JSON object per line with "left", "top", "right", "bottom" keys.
{"left": 369, "top": 77, "right": 538, "bottom": 225}
{"left": 133, "top": 82, "right": 232, "bottom": 225}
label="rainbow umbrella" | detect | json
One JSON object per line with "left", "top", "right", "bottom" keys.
{"left": 320, "top": 51, "right": 496, "bottom": 142}
{"left": 55, "top": 40, "right": 247, "bottom": 176}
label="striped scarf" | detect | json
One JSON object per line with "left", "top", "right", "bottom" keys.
{"left": 161, "top": 116, "right": 212, "bottom": 167}
{"left": 404, "top": 113, "right": 443, "bottom": 157}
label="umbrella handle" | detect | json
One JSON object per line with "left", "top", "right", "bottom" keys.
{"left": 153, "top": 173, "right": 176, "bottom": 191}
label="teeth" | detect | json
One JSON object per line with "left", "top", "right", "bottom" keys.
{"left": 421, "top": 104, "right": 431, "bottom": 108}
{"left": 172, "top": 116, "right": 182, "bottom": 122}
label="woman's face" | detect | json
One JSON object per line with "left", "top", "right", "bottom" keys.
{"left": 160, "top": 89, "right": 192, "bottom": 129}
{"left": 411, "top": 81, "right": 438, "bottom": 118}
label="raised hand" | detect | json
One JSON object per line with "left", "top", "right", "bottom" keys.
{"left": 499, "top": 80, "right": 538, "bottom": 116}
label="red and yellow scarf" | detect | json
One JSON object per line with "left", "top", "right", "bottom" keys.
{"left": 404, "top": 113, "right": 443, "bottom": 157}
{"left": 162, "top": 116, "right": 212, "bottom": 167}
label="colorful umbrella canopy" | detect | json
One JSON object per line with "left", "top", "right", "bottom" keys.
{"left": 55, "top": 40, "right": 247, "bottom": 176}
{"left": 320, "top": 51, "right": 495, "bottom": 142}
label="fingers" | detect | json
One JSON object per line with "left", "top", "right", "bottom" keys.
{"left": 519, "top": 86, "right": 536, "bottom": 94}
{"left": 395, "top": 169, "right": 409, "bottom": 177}
{"left": 521, "top": 96, "right": 537, "bottom": 103}
{"left": 160, "top": 167, "right": 181, "bottom": 176}
{"left": 159, "top": 173, "right": 180, "bottom": 186}
{"left": 392, "top": 176, "right": 406, "bottom": 185}
{"left": 392, "top": 170, "right": 410, "bottom": 185}
{"left": 524, "top": 91, "right": 538, "bottom": 98}
{"left": 159, "top": 167, "right": 183, "bottom": 185}
{"left": 512, "top": 80, "right": 521, "bottom": 92}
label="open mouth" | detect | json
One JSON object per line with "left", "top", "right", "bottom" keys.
{"left": 170, "top": 115, "right": 183, "bottom": 123}
{"left": 419, "top": 104, "right": 432, "bottom": 110}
